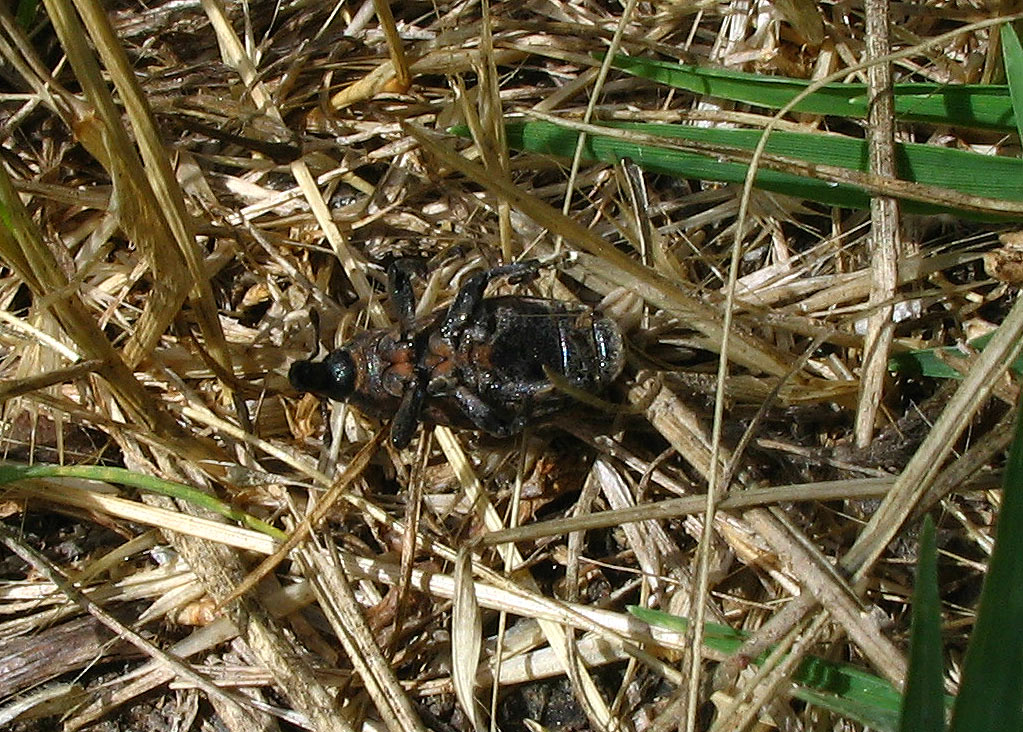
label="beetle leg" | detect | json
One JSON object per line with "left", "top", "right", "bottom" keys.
{"left": 497, "top": 258, "right": 543, "bottom": 285}
{"left": 440, "top": 259, "right": 542, "bottom": 339}
{"left": 386, "top": 260, "right": 422, "bottom": 334}
{"left": 452, "top": 386, "right": 527, "bottom": 438}
{"left": 390, "top": 376, "right": 426, "bottom": 449}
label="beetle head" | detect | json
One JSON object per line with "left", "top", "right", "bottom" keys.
{"left": 289, "top": 350, "right": 356, "bottom": 401}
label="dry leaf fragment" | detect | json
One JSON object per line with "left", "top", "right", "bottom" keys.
{"left": 984, "top": 232, "right": 1023, "bottom": 284}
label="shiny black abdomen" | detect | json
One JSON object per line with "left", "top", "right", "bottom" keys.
{"left": 456, "top": 297, "right": 623, "bottom": 407}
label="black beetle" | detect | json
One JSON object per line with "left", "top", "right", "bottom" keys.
{"left": 289, "top": 260, "right": 624, "bottom": 448}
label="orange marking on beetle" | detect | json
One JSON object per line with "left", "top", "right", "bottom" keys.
{"left": 429, "top": 359, "right": 456, "bottom": 380}
{"left": 385, "top": 361, "right": 414, "bottom": 379}
{"left": 387, "top": 345, "right": 414, "bottom": 365}
{"left": 382, "top": 361, "right": 415, "bottom": 397}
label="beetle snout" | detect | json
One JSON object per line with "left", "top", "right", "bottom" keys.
{"left": 290, "top": 349, "right": 357, "bottom": 401}
{"left": 289, "top": 360, "right": 327, "bottom": 393}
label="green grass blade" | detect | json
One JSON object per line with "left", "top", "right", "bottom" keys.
{"left": 629, "top": 606, "right": 908, "bottom": 732}
{"left": 15, "top": 0, "right": 38, "bottom": 28}
{"left": 488, "top": 120, "right": 1023, "bottom": 219}
{"left": 795, "top": 688, "right": 901, "bottom": 732}
{"left": 948, "top": 399, "right": 1023, "bottom": 732}
{"left": 0, "top": 462, "right": 287, "bottom": 540}
{"left": 899, "top": 516, "right": 947, "bottom": 732}
{"left": 1000, "top": 24, "right": 1023, "bottom": 143}
{"left": 628, "top": 605, "right": 746, "bottom": 654}
{"left": 501, "top": 120, "right": 870, "bottom": 209}
{"left": 607, "top": 55, "right": 1015, "bottom": 132}
{"left": 889, "top": 329, "right": 1023, "bottom": 379}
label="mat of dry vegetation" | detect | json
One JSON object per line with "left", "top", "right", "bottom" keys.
{"left": 0, "top": 1, "right": 1019, "bottom": 731}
